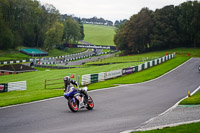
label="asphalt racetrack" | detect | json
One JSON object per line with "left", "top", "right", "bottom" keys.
{"left": 0, "top": 58, "right": 200, "bottom": 133}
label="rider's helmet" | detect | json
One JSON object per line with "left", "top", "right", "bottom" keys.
{"left": 64, "top": 76, "right": 70, "bottom": 86}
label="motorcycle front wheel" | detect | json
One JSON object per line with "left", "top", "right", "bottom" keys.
{"left": 68, "top": 98, "right": 79, "bottom": 112}
{"left": 86, "top": 96, "right": 94, "bottom": 110}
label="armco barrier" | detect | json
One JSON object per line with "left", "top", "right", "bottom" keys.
{"left": 138, "top": 64, "right": 142, "bottom": 72}
{"left": 91, "top": 74, "right": 99, "bottom": 83}
{"left": 122, "top": 67, "right": 136, "bottom": 75}
{"left": 0, "top": 59, "right": 28, "bottom": 65}
{"left": 8, "top": 81, "right": 27, "bottom": 91}
{"left": 98, "top": 72, "right": 105, "bottom": 82}
{"left": 81, "top": 53, "right": 175, "bottom": 86}
{"left": 0, "top": 83, "right": 8, "bottom": 92}
{"left": 0, "top": 81, "right": 26, "bottom": 92}
{"left": 104, "top": 69, "right": 122, "bottom": 80}
{"left": 81, "top": 69, "right": 123, "bottom": 85}
{"left": 82, "top": 74, "right": 92, "bottom": 85}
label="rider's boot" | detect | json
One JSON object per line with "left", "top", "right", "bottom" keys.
{"left": 83, "top": 90, "right": 88, "bottom": 104}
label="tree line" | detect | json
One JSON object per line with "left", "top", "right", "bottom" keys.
{"left": 62, "top": 15, "right": 114, "bottom": 26}
{"left": 81, "top": 16, "right": 113, "bottom": 26}
{"left": 0, "top": 0, "right": 84, "bottom": 51}
{"left": 114, "top": 1, "right": 200, "bottom": 54}
{"left": 114, "top": 19, "right": 127, "bottom": 26}
{"left": 62, "top": 14, "right": 127, "bottom": 27}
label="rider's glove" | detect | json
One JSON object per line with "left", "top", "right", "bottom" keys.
{"left": 75, "top": 81, "right": 78, "bottom": 87}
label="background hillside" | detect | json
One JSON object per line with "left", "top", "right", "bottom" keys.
{"left": 83, "top": 24, "right": 115, "bottom": 46}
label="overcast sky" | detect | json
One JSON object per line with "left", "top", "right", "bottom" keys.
{"left": 39, "top": 0, "right": 196, "bottom": 22}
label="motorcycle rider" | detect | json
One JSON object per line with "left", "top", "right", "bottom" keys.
{"left": 64, "top": 76, "right": 88, "bottom": 103}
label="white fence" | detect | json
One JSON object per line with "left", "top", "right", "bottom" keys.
{"left": 81, "top": 53, "right": 175, "bottom": 85}
{"left": 8, "top": 81, "right": 27, "bottom": 92}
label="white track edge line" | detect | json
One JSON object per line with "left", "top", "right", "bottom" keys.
{"left": 137, "top": 119, "right": 200, "bottom": 132}
{"left": 120, "top": 119, "right": 200, "bottom": 133}
{"left": 121, "top": 84, "right": 200, "bottom": 133}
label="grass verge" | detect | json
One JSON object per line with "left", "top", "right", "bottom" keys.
{"left": 180, "top": 90, "right": 200, "bottom": 105}
{"left": 135, "top": 122, "right": 200, "bottom": 133}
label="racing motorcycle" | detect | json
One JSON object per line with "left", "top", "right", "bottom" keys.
{"left": 64, "top": 86, "right": 94, "bottom": 112}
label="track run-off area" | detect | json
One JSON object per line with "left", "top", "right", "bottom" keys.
{"left": 0, "top": 58, "right": 200, "bottom": 133}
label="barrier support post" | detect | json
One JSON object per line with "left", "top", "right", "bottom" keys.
{"left": 45, "top": 80, "right": 46, "bottom": 89}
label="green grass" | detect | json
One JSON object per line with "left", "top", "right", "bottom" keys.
{"left": 0, "top": 89, "right": 61, "bottom": 107}
{"left": 102, "top": 49, "right": 111, "bottom": 53}
{"left": 87, "top": 54, "right": 158, "bottom": 65}
{"left": 47, "top": 47, "right": 86, "bottom": 57}
{"left": 180, "top": 90, "right": 200, "bottom": 105}
{"left": 0, "top": 49, "right": 30, "bottom": 61}
{"left": 0, "top": 48, "right": 199, "bottom": 107}
{"left": 0, "top": 48, "right": 87, "bottom": 62}
{"left": 136, "top": 122, "right": 200, "bottom": 133}
{"left": 84, "top": 24, "right": 115, "bottom": 46}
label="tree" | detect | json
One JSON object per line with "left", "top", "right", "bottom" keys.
{"left": 114, "top": 1, "right": 200, "bottom": 55}
{"left": 150, "top": 5, "right": 179, "bottom": 50}
{"left": 114, "top": 19, "right": 127, "bottom": 26}
{"left": 114, "top": 8, "right": 153, "bottom": 54}
{"left": 114, "top": 23, "right": 129, "bottom": 54}
{"left": 0, "top": 13, "right": 14, "bottom": 49}
{"left": 62, "top": 17, "right": 81, "bottom": 44}
{"left": 44, "top": 22, "right": 64, "bottom": 51}
{"left": 178, "top": 1, "right": 200, "bottom": 47}
{"left": 78, "top": 18, "right": 85, "bottom": 40}
{"left": 0, "top": 0, "right": 62, "bottom": 49}
{"left": 114, "top": 20, "right": 120, "bottom": 26}
{"left": 35, "top": 3, "right": 60, "bottom": 48}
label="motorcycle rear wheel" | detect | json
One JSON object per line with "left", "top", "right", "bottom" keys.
{"left": 68, "top": 98, "right": 79, "bottom": 112}
{"left": 86, "top": 96, "right": 94, "bottom": 110}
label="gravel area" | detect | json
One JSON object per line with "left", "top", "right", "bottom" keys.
{"left": 136, "top": 105, "right": 200, "bottom": 131}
